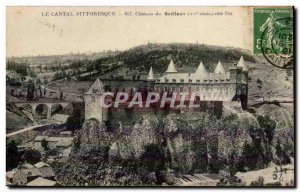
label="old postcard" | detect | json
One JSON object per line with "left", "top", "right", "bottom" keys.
{"left": 6, "top": 6, "right": 294, "bottom": 187}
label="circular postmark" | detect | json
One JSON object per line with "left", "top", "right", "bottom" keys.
{"left": 261, "top": 17, "right": 293, "bottom": 69}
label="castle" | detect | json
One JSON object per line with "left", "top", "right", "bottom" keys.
{"left": 84, "top": 56, "right": 248, "bottom": 122}
{"left": 147, "top": 56, "right": 248, "bottom": 104}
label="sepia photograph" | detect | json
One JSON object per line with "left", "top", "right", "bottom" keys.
{"left": 5, "top": 6, "right": 294, "bottom": 187}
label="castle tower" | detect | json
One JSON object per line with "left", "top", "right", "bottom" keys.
{"left": 147, "top": 66, "right": 155, "bottom": 81}
{"left": 214, "top": 60, "right": 225, "bottom": 74}
{"left": 195, "top": 61, "right": 208, "bottom": 76}
{"left": 237, "top": 56, "right": 248, "bottom": 73}
{"left": 165, "top": 59, "right": 178, "bottom": 73}
{"left": 146, "top": 66, "right": 155, "bottom": 90}
{"left": 84, "top": 78, "right": 105, "bottom": 122}
{"left": 236, "top": 56, "right": 248, "bottom": 109}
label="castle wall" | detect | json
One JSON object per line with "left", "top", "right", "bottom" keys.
{"left": 153, "top": 83, "right": 236, "bottom": 101}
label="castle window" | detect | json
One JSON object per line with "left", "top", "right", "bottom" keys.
{"left": 189, "top": 79, "right": 192, "bottom": 83}
{"left": 196, "top": 80, "right": 200, "bottom": 83}
{"left": 209, "top": 80, "right": 213, "bottom": 83}
{"left": 204, "top": 80, "right": 207, "bottom": 83}
{"left": 164, "top": 86, "right": 168, "bottom": 91}
{"left": 92, "top": 89, "right": 98, "bottom": 93}
{"left": 226, "top": 79, "right": 230, "bottom": 82}
{"left": 172, "top": 87, "right": 176, "bottom": 91}
{"left": 180, "top": 79, "right": 184, "bottom": 83}
{"left": 215, "top": 80, "right": 219, "bottom": 82}
{"left": 180, "top": 87, "right": 183, "bottom": 92}
{"left": 221, "top": 79, "right": 225, "bottom": 82}
{"left": 165, "top": 79, "right": 169, "bottom": 83}
{"left": 172, "top": 79, "right": 176, "bottom": 83}
{"left": 157, "top": 79, "right": 160, "bottom": 82}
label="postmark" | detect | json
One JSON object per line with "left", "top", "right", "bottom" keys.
{"left": 253, "top": 8, "right": 293, "bottom": 69}
{"left": 261, "top": 17, "right": 293, "bottom": 69}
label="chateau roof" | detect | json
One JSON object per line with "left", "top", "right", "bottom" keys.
{"left": 237, "top": 56, "right": 248, "bottom": 72}
{"left": 214, "top": 61, "right": 225, "bottom": 74}
{"left": 147, "top": 67, "right": 155, "bottom": 80}
{"left": 195, "top": 61, "right": 208, "bottom": 76}
{"left": 165, "top": 59, "right": 178, "bottom": 73}
{"left": 86, "top": 78, "right": 104, "bottom": 94}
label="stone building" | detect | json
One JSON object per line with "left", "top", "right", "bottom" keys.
{"left": 84, "top": 56, "right": 248, "bottom": 122}
{"left": 147, "top": 56, "right": 248, "bottom": 107}
{"left": 84, "top": 78, "right": 106, "bottom": 122}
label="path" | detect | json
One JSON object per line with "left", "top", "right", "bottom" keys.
{"left": 6, "top": 123, "right": 53, "bottom": 137}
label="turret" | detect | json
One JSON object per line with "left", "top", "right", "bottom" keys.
{"left": 165, "top": 59, "right": 177, "bottom": 73}
{"left": 147, "top": 66, "right": 155, "bottom": 81}
{"left": 214, "top": 60, "right": 225, "bottom": 74}
{"left": 84, "top": 78, "right": 105, "bottom": 122}
{"left": 195, "top": 61, "right": 208, "bottom": 77}
{"left": 237, "top": 56, "right": 248, "bottom": 73}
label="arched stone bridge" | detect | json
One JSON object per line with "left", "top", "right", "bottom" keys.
{"left": 11, "top": 101, "right": 72, "bottom": 119}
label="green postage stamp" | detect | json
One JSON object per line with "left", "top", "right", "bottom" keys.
{"left": 253, "top": 8, "right": 293, "bottom": 69}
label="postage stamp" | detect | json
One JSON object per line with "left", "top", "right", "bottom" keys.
{"left": 253, "top": 8, "right": 294, "bottom": 69}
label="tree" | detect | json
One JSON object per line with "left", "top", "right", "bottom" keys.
{"left": 6, "top": 140, "right": 21, "bottom": 170}
{"left": 256, "top": 79, "right": 262, "bottom": 85}
{"left": 257, "top": 115, "right": 276, "bottom": 144}
{"left": 229, "top": 150, "right": 237, "bottom": 176}
{"left": 66, "top": 109, "right": 84, "bottom": 130}
{"left": 141, "top": 144, "right": 165, "bottom": 173}
{"left": 21, "top": 149, "right": 41, "bottom": 164}
{"left": 275, "top": 138, "right": 291, "bottom": 165}
{"left": 241, "top": 140, "right": 256, "bottom": 170}
{"left": 60, "top": 91, "right": 64, "bottom": 100}
{"left": 41, "top": 138, "right": 49, "bottom": 151}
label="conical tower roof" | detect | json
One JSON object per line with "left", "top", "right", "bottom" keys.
{"left": 86, "top": 78, "right": 104, "bottom": 94}
{"left": 214, "top": 60, "right": 225, "bottom": 74}
{"left": 147, "top": 66, "right": 155, "bottom": 80}
{"left": 165, "top": 59, "right": 177, "bottom": 73}
{"left": 195, "top": 61, "right": 208, "bottom": 75}
{"left": 237, "top": 56, "right": 248, "bottom": 72}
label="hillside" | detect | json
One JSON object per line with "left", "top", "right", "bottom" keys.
{"left": 114, "top": 43, "right": 254, "bottom": 72}
{"left": 82, "top": 43, "right": 255, "bottom": 80}
{"left": 45, "top": 43, "right": 293, "bottom": 106}
{"left": 56, "top": 103, "right": 294, "bottom": 186}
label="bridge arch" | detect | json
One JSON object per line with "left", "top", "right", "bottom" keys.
{"left": 35, "top": 103, "right": 50, "bottom": 119}
{"left": 51, "top": 103, "right": 64, "bottom": 116}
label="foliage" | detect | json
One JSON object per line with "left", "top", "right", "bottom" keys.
{"left": 21, "top": 149, "right": 42, "bottom": 165}
{"left": 141, "top": 144, "right": 166, "bottom": 172}
{"left": 250, "top": 176, "right": 264, "bottom": 186}
{"left": 83, "top": 43, "right": 255, "bottom": 77}
{"left": 41, "top": 138, "right": 49, "bottom": 151}
{"left": 257, "top": 115, "right": 276, "bottom": 144}
{"left": 275, "top": 138, "right": 291, "bottom": 165}
{"left": 257, "top": 79, "right": 262, "bottom": 85}
{"left": 6, "top": 140, "right": 21, "bottom": 170}
{"left": 66, "top": 107, "right": 84, "bottom": 130}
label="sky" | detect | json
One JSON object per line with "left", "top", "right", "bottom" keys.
{"left": 6, "top": 6, "right": 253, "bottom": 57}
